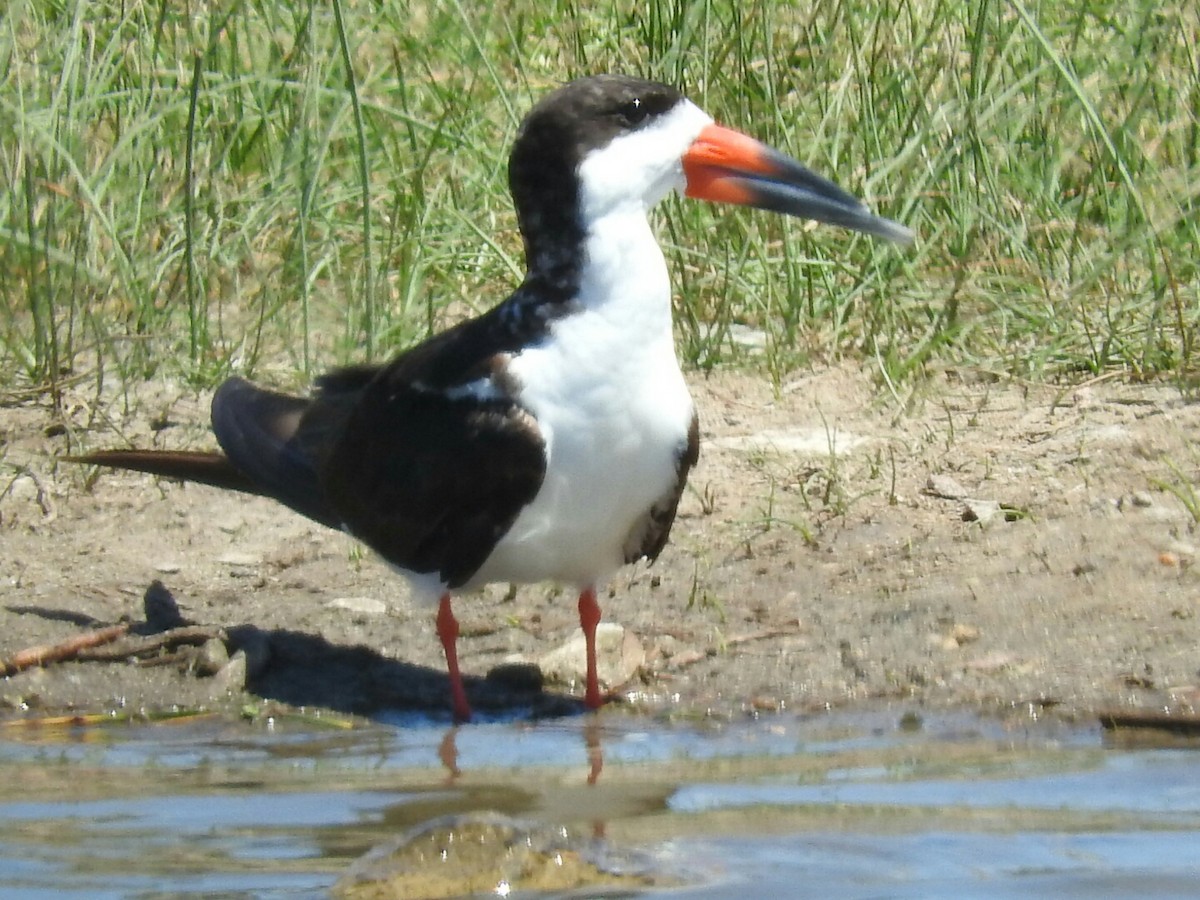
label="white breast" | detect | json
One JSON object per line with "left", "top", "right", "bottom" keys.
{"left": 466, "top": 212, "right": 694, "bottom": 590}
{"left": 459, "top": 101, "right": 715, "bottom": 592}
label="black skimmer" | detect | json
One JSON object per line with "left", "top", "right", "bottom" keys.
{"left": 72, "top": 75, "right": 911, "bottom": 721}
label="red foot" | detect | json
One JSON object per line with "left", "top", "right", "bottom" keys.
{"left": 578, "top": 586, "right": 604, "bottom": 710}
{"left": 436, "top": 593, "right": 472, "bottom": 722}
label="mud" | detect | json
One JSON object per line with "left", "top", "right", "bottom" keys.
{"left": 3, "top": 365, "right": 1198, "bottom": 724}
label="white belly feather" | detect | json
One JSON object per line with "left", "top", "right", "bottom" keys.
{"left": 467, "top": 212, "right": 693, "bottom": 590}
{"left": 469, "top": 318, "right": 692, "bottom": 589}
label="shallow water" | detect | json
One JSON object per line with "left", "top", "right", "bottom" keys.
{"left": 1, "top": 708, "right": 1197, "bottom": 898}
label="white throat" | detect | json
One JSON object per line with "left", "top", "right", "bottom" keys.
{"left": 578, "top": 99, "right": 713, "bottom": 222}
{"left": 461, "top": 106, "right": 717, "bottom": 590}
{"left": 570, "top": 97, "right": 713, "bottom": 331}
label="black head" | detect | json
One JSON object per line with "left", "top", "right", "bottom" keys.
{"left": 503, "top": 74, "right": 911, "bottom": 304}
{"left": 507, "top": 76, "right": 686, "bottom": 289}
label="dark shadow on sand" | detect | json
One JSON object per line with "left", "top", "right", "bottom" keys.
{"left": 224, "top": 623, "right": 583, "bottom": 720}
{"left": 7, "top": 582, "right": 585, "bottom": 721}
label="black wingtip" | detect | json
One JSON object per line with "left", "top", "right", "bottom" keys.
{"left": 210, "top": 377, "right": 343, "bottom": 530}
{"left": 67, "top": 449, "right": 260, "bottom": 494}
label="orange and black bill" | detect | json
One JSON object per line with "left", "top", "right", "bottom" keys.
{"left": 682, "top": 123, "right": 913, "bottom": 245}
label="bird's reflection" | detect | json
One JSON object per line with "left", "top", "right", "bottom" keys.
{"left": 436, "top": 717, "right": 607, "bottom": 786}
{"left": 438, "top": 725, "right": 461, "bottom": 783}
{"left": 585, "top": 719, "right": 604, "bottom": 785}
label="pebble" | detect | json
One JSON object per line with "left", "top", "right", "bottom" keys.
{"left": 926, "top": 474, "right": 969, "bottom": 500}
{"left": 950, "top": 623, "right": 981, "bottom": 645}
{"left": 326, "top": 596, "right": 388, "bottom": 616}
{"left": 933, "top": 623, "right": 980, "bottom": 651}
{"left": 194, "top": 638, "right": 230, "bottom": 677}
{"left": 961, "top": 499, "right": 1002, "bottom": 524}
{"left": 218, "top": 552, "right": 261, "bottom": 568}
{"left": 1118, "top": 491, "right": 1155, "bottom": 510}
{"left": 210, "top": 650, "right": 248, "bottom": 697}
{"left": 154, "top": 562, "right": 182, "bottom": 574}
{"left": 538, "top": 624, "right": 645, "bottom": 692}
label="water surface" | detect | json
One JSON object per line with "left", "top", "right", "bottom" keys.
{"left": 1, "top": 709, "right": 1197, "bottom": 897}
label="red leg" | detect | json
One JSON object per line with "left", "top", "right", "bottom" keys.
{"left": 436, "top": 593, "right": 472, "bottom": 722}
{"left": 578, "top": 586, "right": 604, "bottom": 710}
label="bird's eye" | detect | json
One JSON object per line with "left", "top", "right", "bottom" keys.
{"left": 618, "top": 97, "right": 649, "bottom": 126}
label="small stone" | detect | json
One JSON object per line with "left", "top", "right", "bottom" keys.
{"left": 326, "top": 596, "right": 388, "bottom": 616}
{"left": 1118, "top": 492, "right": 1154, "bottom": 511}
{"left": 211, "top": 650, "right": 248, "bottom": 696}
{"left": 926, "top": 474, "right": 969, "bottom": 500}
{"left": 218, "top": 552, "right": 261, "bottom": 568}
{"left": 194, "top": 638, "right": 230, "bottom": 677}
{"left": 961, "top": 499, "right": 1002, "bottom": 524}
{"left": 937, "top": 623, "right": 980, "bottom": 650}
{"left": 951, "top": 623, "right": 980, "bottom": 645}
{"left": 538, "top": 624, "right": 645, "bottom": 693}
{"left": 154, "top": 562, "right": 182, "bottom": 574}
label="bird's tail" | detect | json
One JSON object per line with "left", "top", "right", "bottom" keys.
{"left": 67, "top": 449, "right": 263, "bottom": 497}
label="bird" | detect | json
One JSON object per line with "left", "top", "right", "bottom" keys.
{"left": 71, "top": 74, "right": 912, "bottom": 722}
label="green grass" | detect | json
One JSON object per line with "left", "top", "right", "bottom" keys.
{"left": 2, "top": 0, "right": 1197, "bottom": 402}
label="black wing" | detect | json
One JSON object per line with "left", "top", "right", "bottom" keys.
{"left": 317, "top": 359, "right": 546, "bottom": 588}
{"left": 211, "top": 377, "right": 345, "bottom": 529}
{"left": 212, "top": 310, "right": 548, "bottom": 589}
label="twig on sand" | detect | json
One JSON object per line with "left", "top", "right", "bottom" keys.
{"left": 73, "top": 625, "right": 226, "bottom": 663}
{"left": 1, "top": 623, "right": 130, "bottom": 676}
{"left": 664, "top": 626, "right": 801, "bottom": 670}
